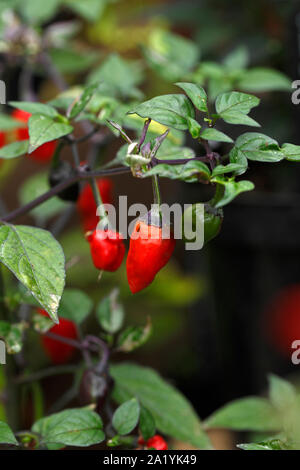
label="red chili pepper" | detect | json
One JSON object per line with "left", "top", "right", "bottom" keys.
{"left": 138, "top": 435, "right": 168, "bottom": 450}
{"left": 87, "top": 229, "right": 125, "bottom": 272}
{"left": 264, "top": 284, "right": 300, "bottom": 356}
{"left": 37, "top": 309, "right": 78, "bottom": 364}
{"left": 0, "top": 131, "right": 5, "bottom": 148}
{"left": 0, "top": 131, "right": 6, "bottom": 167}
{"left": 77, "top": 179, "right": 113, "bottom": 232}
{"left": 12, "top": 109, "right": 57, "bottom": 163}
{"left": 126, "top": 219, "right": 175, "bottom": 294}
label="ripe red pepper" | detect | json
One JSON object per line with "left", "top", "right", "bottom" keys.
{"left": 77, "top": 179, "right": 113, "bottom": 232}
{"left": 126, "top": 219, "right": 175, "bottom": 294}
{"left": 0, "top": 131, "right": 6, "bottom": 167}
{"left": 0, "top": 131, "right": 5, "bottom": 148}
{"left": 264, "top": 284, "right": 300, "bottom": 356}
{"left": 138, "top": 435, "right": 168, "bottom": 450}
{"left": 87, "top": 229, "right": 125, "bottom": 272}
{"left": 12, "top": 109, "right": 57, "bottom": 163}
{"left": 37, "top": 309, "right": 78, "bottom": 364}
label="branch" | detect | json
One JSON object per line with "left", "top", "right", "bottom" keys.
{"left": 1, "top": 167, "right": 131, "bottom": 223}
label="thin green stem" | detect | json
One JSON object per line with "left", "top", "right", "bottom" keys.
{"left": 152, "top": 175, "right": 161, "bottom": 207}
{"left": 71, "top": 141, "right": 80, "bottom": 167}
{"left": 90, "top": 177, "right": 107, "bottom": 222}
{"left": 51, "top": 141, "right": 64, "bottom": 169}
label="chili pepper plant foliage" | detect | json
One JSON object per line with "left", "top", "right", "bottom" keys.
{"left": 0, "top": 0, "right": 298, "bottom": 451}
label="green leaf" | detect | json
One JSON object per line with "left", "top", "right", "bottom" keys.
{"left": 63, "top": 0, "right": 107, "bottom": 22}
{"left": 215, "top": 91, "right": 260, "bottom": 127}
{"left": 68, "top": 83, "right": 100, "bottom": 119}
{"left": 32, "top": 408, "right": 104, "bottom": 447}
{"left": 175, "top": 83, "right": 208, "bottom": 113}
{"left": 200, "top": 128, "right": 233, "bottom": 143}
{"left": 187, "top": 117, "right": 201, "bottom": 139}
{"left": 112, "top": 398, "right": 140, "bottom": 436}
{"left": 237, "top": 443, "right": 273, "bottom": 450}
{"left": 32, "top": 312, "right": 54, "bottom": 334}
{"left": 0, "top": 113, "right": 24, "bottom": 131}
{"left": 229, "top": 133, "right": 284, "bottom": 163}
{"left": 58, "top": 289, "right": 93, "bottom": 325}
{"left": 139, "top": 406, "right": 156, "bottom": 441}
{"left": 238, "top": 438, "right": 289, "bottom": 450}
{"left": 129, "top": 94, "right": 195, "bottom": 131}
{"left": 20, "top": 0, "right": 61, "bottom": 25}
{"left": 28, "top": 115, "right": 73, "bottom": 153}
{"left": 213, "top": 179, "right": 254, "bottom": 208}
{"left": 212, "top": 163, "right": 246, "bottom": 177}
{"left": 9, "top": 101, "right": 59, "bottom": 118}
{"left": 144, "top": 160, "right": 211, "bottom": 183}
{"left": 87, "top": 53, "right": 144, "bottom": 99}
{"left": 143, "top": 29, "right": 199, "bottom": 82}
{"left": 0, "top": 421, "right": 18, "bottom": 446}
{"left": 49, "top": 48, "right": 97, "bottom": 74}
{"left": 156, "top": 145, "right": 195, "bottom": 160}
{"left": 0, "top": 321, "right": 23, "bottom": 354}
{"left": 111, "top": 362, "right": 211, "bottom": 449}
{"left": 282, "top": 143, "right": 300, "bottom": 161}
{"left": 237, "top": 67, "right": 291, "bottom": 92}
{"left": 0, "top": 141, "right": 29, "bottom": 159}
{"left": 223, "top": 46, "right": 249, "bottom": 70}
{"left": 268, "top": 375, "right": 297, "bottom": 412}
{"left": 19, "top": 172, "right": 67, "bottom": 222}
{"left": 0, "top": 224, "right": 65, "bottom": 323}
{"left": 117, "top": 317, "right": 152, "bottom": 353}
{"left": 96, "top": 288, "right": 124, "bottom": 334}
{"left": 204, "top": 397, "right": 280, "bottom": 432}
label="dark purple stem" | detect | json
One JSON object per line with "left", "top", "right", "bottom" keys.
{"left": 1, "top": 167, "right": 131, "bottom": 223}
{"left": 138, "top": 119, "right": 151, "bottom": 151}
{"left": 44, "top": 331, "right": 84, "bottom": 350}
{"left": 84, "top": 335, "right": 110, "bottom": 374}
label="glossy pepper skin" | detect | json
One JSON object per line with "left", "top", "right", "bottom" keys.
{"left": 0, "top": 131, "right": 6, "bottom": 167}
{"left": 127, "top": 220, "right": 175, "bottom": 294}
{"left": 48, "top": 160, "right": 80, "bottom": 202}
{"left": 77, "top": 179, "right": 113, "bottom": 232}
{"left": 37, "top": 309, "right": 77, "bottom": 364}
{"left": 87, "top": 229, "right": 125, "bottom": 272}
{"left": 138, "top": 435, "right": 168, "bottom": 450}
{"left": 0, "top": 131, "right": 5, "bottom": 148}
{"left": 12, "top": 109, "right": 57, "bottom": 163}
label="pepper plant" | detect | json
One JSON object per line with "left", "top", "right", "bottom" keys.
{"left": 0, "top": 0, "right": 299, "bottom": 451}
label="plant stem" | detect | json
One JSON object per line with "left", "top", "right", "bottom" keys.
{"left": 90, "top": 177, "right": 107, "bottom": 221}
{"left": 152, "top": 175, "right": 161, "bottom": 207}
{"left": 152, "top": 155, "right": 209, "bottom": 165}
{"left": 51, "top": 141, "right": 64, "bottom": 169}
{"left": 85, "top": 336, "right": 110, "bottom": 375}
{"left": 71, "top": 141, "right": 80, "bottom": 167}
{"left": 14, "top": 365, "right": 78, "bottom": 385}
{"left": 138, "top": 118, "right": 151, "bottom": 151}
{"left": 44, "top": 331, "right": 83, "bottom": 350}
{"left": 1, "top": 167, "right": 131, "bottom": 223}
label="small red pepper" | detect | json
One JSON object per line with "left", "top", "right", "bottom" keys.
{"left": 138, "top": 435, "right": 168, "bottom": 450}
{"left": 87, "top": 229, "right": 125, "bottom": 272}
{"left": 126, "top": 219, "right": 175, "bottom": 294}
{"left": 12, "top": 109, "right": 57, "bottom": 163}
{"left": 0, "top": 131, "right": 5, "bottom": 148}
{"left": 37, "top": 309, "right": 78, "bottom": 364}
{"left": 77, "top": 178, "right": 113, "bottom": 232}
{"left": 0, "top": 131, "right": 6, "bottom": 168}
